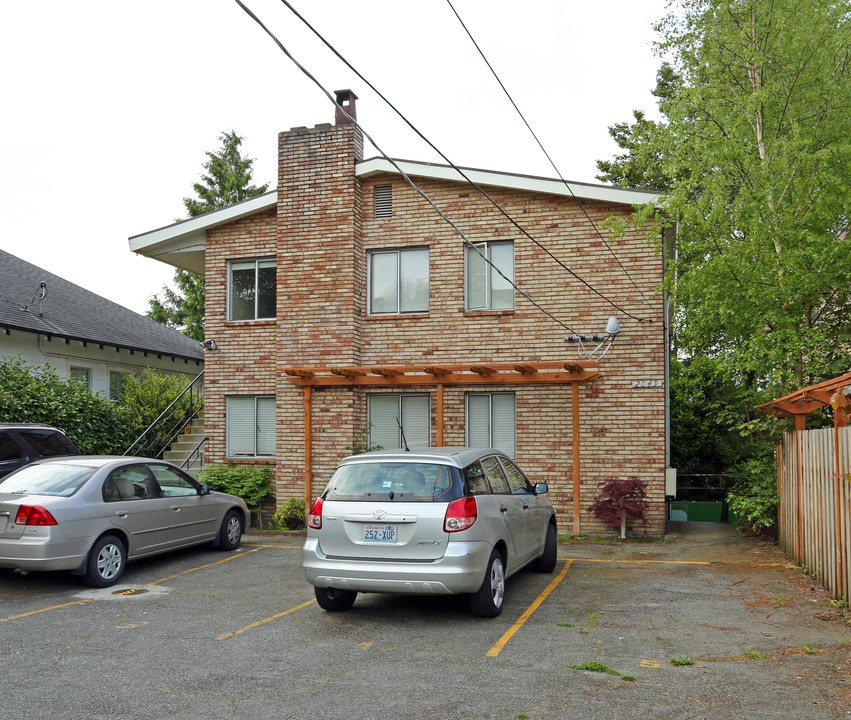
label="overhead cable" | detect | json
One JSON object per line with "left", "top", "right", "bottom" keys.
{"left": 276, "top": 0, "right": 654, "bottom": 325}
{"left": 233, "top": 0, "right": 580, "bottom": 335}
{"left": 446, "top": 0, "right": 662, "bottom": 323}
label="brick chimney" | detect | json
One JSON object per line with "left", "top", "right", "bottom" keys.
{"left": 334, "top": 89, "right": 358, "bottom": 125}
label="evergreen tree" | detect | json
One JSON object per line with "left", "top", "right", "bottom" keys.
{"left": 148, "top": 131, "right": 269, "bottom": 340}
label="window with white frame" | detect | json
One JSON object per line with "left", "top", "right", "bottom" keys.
{"left": 229, "top": 259, "right": 276, "bottom": 321}
{"left": 70, "top": 367, "right": 91, "bottom": 388}
{"left": 368, "top": 248, "right": 429, "bottom": 315}
{"left": 368, "top": 394, "right": 430, "bottom": 450}
{"left": 465, "top": 241, "right": 514, "bottom": 311}
{"left": 227, "top": 396, "right": 275, "bottom": 457}
{"left": 466, "top": 392, "right": 516, "bottom": 457}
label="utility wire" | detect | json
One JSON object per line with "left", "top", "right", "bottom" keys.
{"left": 446, "top": 0, "right": 662, "bottom": 323}
{"left": 233, "top": 0, "right": 579, "bottom": 335}
{"left": 276, "top": 0, "right": 652, "bottom": 325}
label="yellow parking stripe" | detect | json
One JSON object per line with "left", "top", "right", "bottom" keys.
{"left": 0, "top": 599, "right": 94, "bottom": 622}
{"left": 215, "top": 599, "right": 316, "bottom": 640}
{"left": 148, "top": 547, "right": 261, "bottom": 585}
{"left": 487, "top": 559, "right": 573, "bottom": 658}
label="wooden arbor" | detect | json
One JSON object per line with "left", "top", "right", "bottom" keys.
{"left": 284, "top": 360, "right": 601, "bottom": 533}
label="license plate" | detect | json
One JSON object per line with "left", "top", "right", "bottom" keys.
{"left": 364, "top": 525, "right": 396, "bottom": 543}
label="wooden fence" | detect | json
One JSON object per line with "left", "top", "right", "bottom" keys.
{"left": 777, "top": 427, "right": 851, "bottom": 600}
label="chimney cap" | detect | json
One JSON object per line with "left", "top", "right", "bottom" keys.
{"left": 334, "top": 89, "right": 358, "bottom": 125}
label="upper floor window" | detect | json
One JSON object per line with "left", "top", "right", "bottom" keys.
{"left": 465, "top": 241, "right": 514, "bottom": 311}
{"left": 368, "top": 248, "right": 429, "bottom": 315}
{"left": 229, "top": 259, "right": 276, "bottom": 321}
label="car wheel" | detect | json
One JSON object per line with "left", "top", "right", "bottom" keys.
{"left": 84, "top": 534, "right": 126, "bottom": 588}
{"left": 469, "top": 549, "right": 505, "bottom": 618}
{"left": 531, "top": 522, "right": 558, "bottom": 573}
{"left": 314, "top": 586, "right": 357, "bottom": 612}
{"left": 217, "top": 510, "right": 243, "bottom": 551}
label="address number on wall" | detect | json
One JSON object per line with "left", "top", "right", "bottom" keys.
{"left": 632, "top": 380, "right": 664, "bottom": 388}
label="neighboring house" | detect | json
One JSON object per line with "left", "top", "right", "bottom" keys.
{"left": 130, "top": 92, "right": 669, "bottom": 535}
{"left": 0, "top": 249, "right": 204, "bottom": 397}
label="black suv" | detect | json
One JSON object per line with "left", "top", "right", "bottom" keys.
{"left": 0, "top": 424, "right": 79, "bottom": 479}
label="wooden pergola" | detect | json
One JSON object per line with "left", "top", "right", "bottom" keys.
{"left": 284, "top": 360, "right": 601, "bottom": 533}
{"left": 758, "top": 370, "right": 851, "bottom": 432}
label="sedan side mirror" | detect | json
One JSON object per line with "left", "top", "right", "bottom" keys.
{"left": 534, "top": 482, "right": 549, "bottom": 495}
{"left": 199, "top": 484, "right": 210, "bottom": 496}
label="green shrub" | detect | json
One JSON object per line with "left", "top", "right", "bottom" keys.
{"left": 116, "top": 368, "right": 191, "bottom": 441}
{"left": 727, "top": 459, "right": 778, "bottom": 533}
{"left": 0, "top": 356, "right": 132, "bottom": 453}
{"left": 271, "top": 498, "right": 306, "bottom": 530}
{"left": 198, "top": 464, "right": 273, "bottom": 512}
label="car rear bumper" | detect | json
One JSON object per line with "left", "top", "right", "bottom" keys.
{"left": 0, "top": 534, "right": 88, "bottom": 572}
{"left": 302, "top": 536, "right": 493, "bottom": 595}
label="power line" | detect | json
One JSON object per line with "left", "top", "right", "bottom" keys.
{"left": 232, "top": 0, "right": 579, "bottom": 335}
{"left": 275, "top": 0, "right": 654, "bottom": 325}
{"left": 446, "top": 0, "right": 662, "bottom": 323}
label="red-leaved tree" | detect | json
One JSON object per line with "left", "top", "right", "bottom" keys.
{"left": 589, "top": 477, "right": 648, "bottom": 539}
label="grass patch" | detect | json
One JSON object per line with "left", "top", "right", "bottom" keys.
{"left": 670, "top": 657, "right": 694, "bottom": 666}
{"left": 570, "top": 661, "right": 632, "bottom": 680}
{"left": 743, "top": 651, "right": 766, "bottom": 660}
{"left": 556, "top": 622, "right": 574, "bottom": 628}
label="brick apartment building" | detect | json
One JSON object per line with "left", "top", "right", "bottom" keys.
{"left": 131, "top": 92, "right": 669, "bottom": 536}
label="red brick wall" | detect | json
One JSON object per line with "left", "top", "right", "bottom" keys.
{"left": 204, "top": 122, "right": 667, "bottom": 536}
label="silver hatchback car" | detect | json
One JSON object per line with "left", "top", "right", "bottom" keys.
{"left": 302, "top": 447, "right": 557, "bottom": 617}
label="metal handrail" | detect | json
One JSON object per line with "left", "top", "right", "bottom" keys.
{"left": 124, "top": 370, "right": 205, "bottom": 458}
{"left": 181, "top": 436, "right": 209, "bottom": 474}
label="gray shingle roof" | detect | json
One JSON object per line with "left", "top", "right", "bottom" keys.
{"left": 0, "top": 249, "right": 203, "bottom": 362}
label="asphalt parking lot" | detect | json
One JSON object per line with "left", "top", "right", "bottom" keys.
{"left": 1, "top": 523, "right": 849, "bottom": 720}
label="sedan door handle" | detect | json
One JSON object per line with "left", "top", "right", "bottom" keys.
{"left": 114, "top": 511, "right": 129, "bottom": 518}
{"left": 499, "top": 506, "right": 508, "bottom": 513}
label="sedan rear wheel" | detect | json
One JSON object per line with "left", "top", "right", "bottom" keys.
{"left": 469, "top": 549, "right": 505, "bottom": 618}
{"left": 315, "top": 586, "right": 357, "bottom": 612}
{"left": 84, "top": 534, "right": 126, "bottom": 588}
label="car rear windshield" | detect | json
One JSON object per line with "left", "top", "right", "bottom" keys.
{"left": 19, "top": 430, "right": 78, "bottom": 456}
{"left": 324, "top": 462, "right": 465, "bottom": 502}
{"left": 0, "top": 463, "right": 95, "bottom": 497}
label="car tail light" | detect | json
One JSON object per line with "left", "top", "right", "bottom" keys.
{"left": 444, "top": 496, "right": 477, "bottom": 533}
{"left": 307, "top": 497, "right": 323, "bottom": 530}
{"left": 15, "top": 505, "right": 58, "bottom": 526}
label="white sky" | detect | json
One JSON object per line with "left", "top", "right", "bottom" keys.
{"left": 0, "top": 0, "right": 668, "bottom": 315}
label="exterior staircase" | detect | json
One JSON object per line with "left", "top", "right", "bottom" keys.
{"left": 163, "top": 411, "right": 207, "bottom": 474}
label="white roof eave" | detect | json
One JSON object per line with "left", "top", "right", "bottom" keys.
{"left": 355, "top": 158, "right": 662, "bottom": 206}
{"left": 128, "top": 161, "right": 662, "bottom": 273}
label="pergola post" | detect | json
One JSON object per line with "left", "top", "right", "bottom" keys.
{"left": 572, "top": 381, "right": 581, "bottom": 535}
{"left": 303, "top": 385, "right": 313, "bottom": 507}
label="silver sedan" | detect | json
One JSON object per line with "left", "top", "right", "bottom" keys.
{"left": 0, "top": 456, "right": 249, "bottom": 587}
